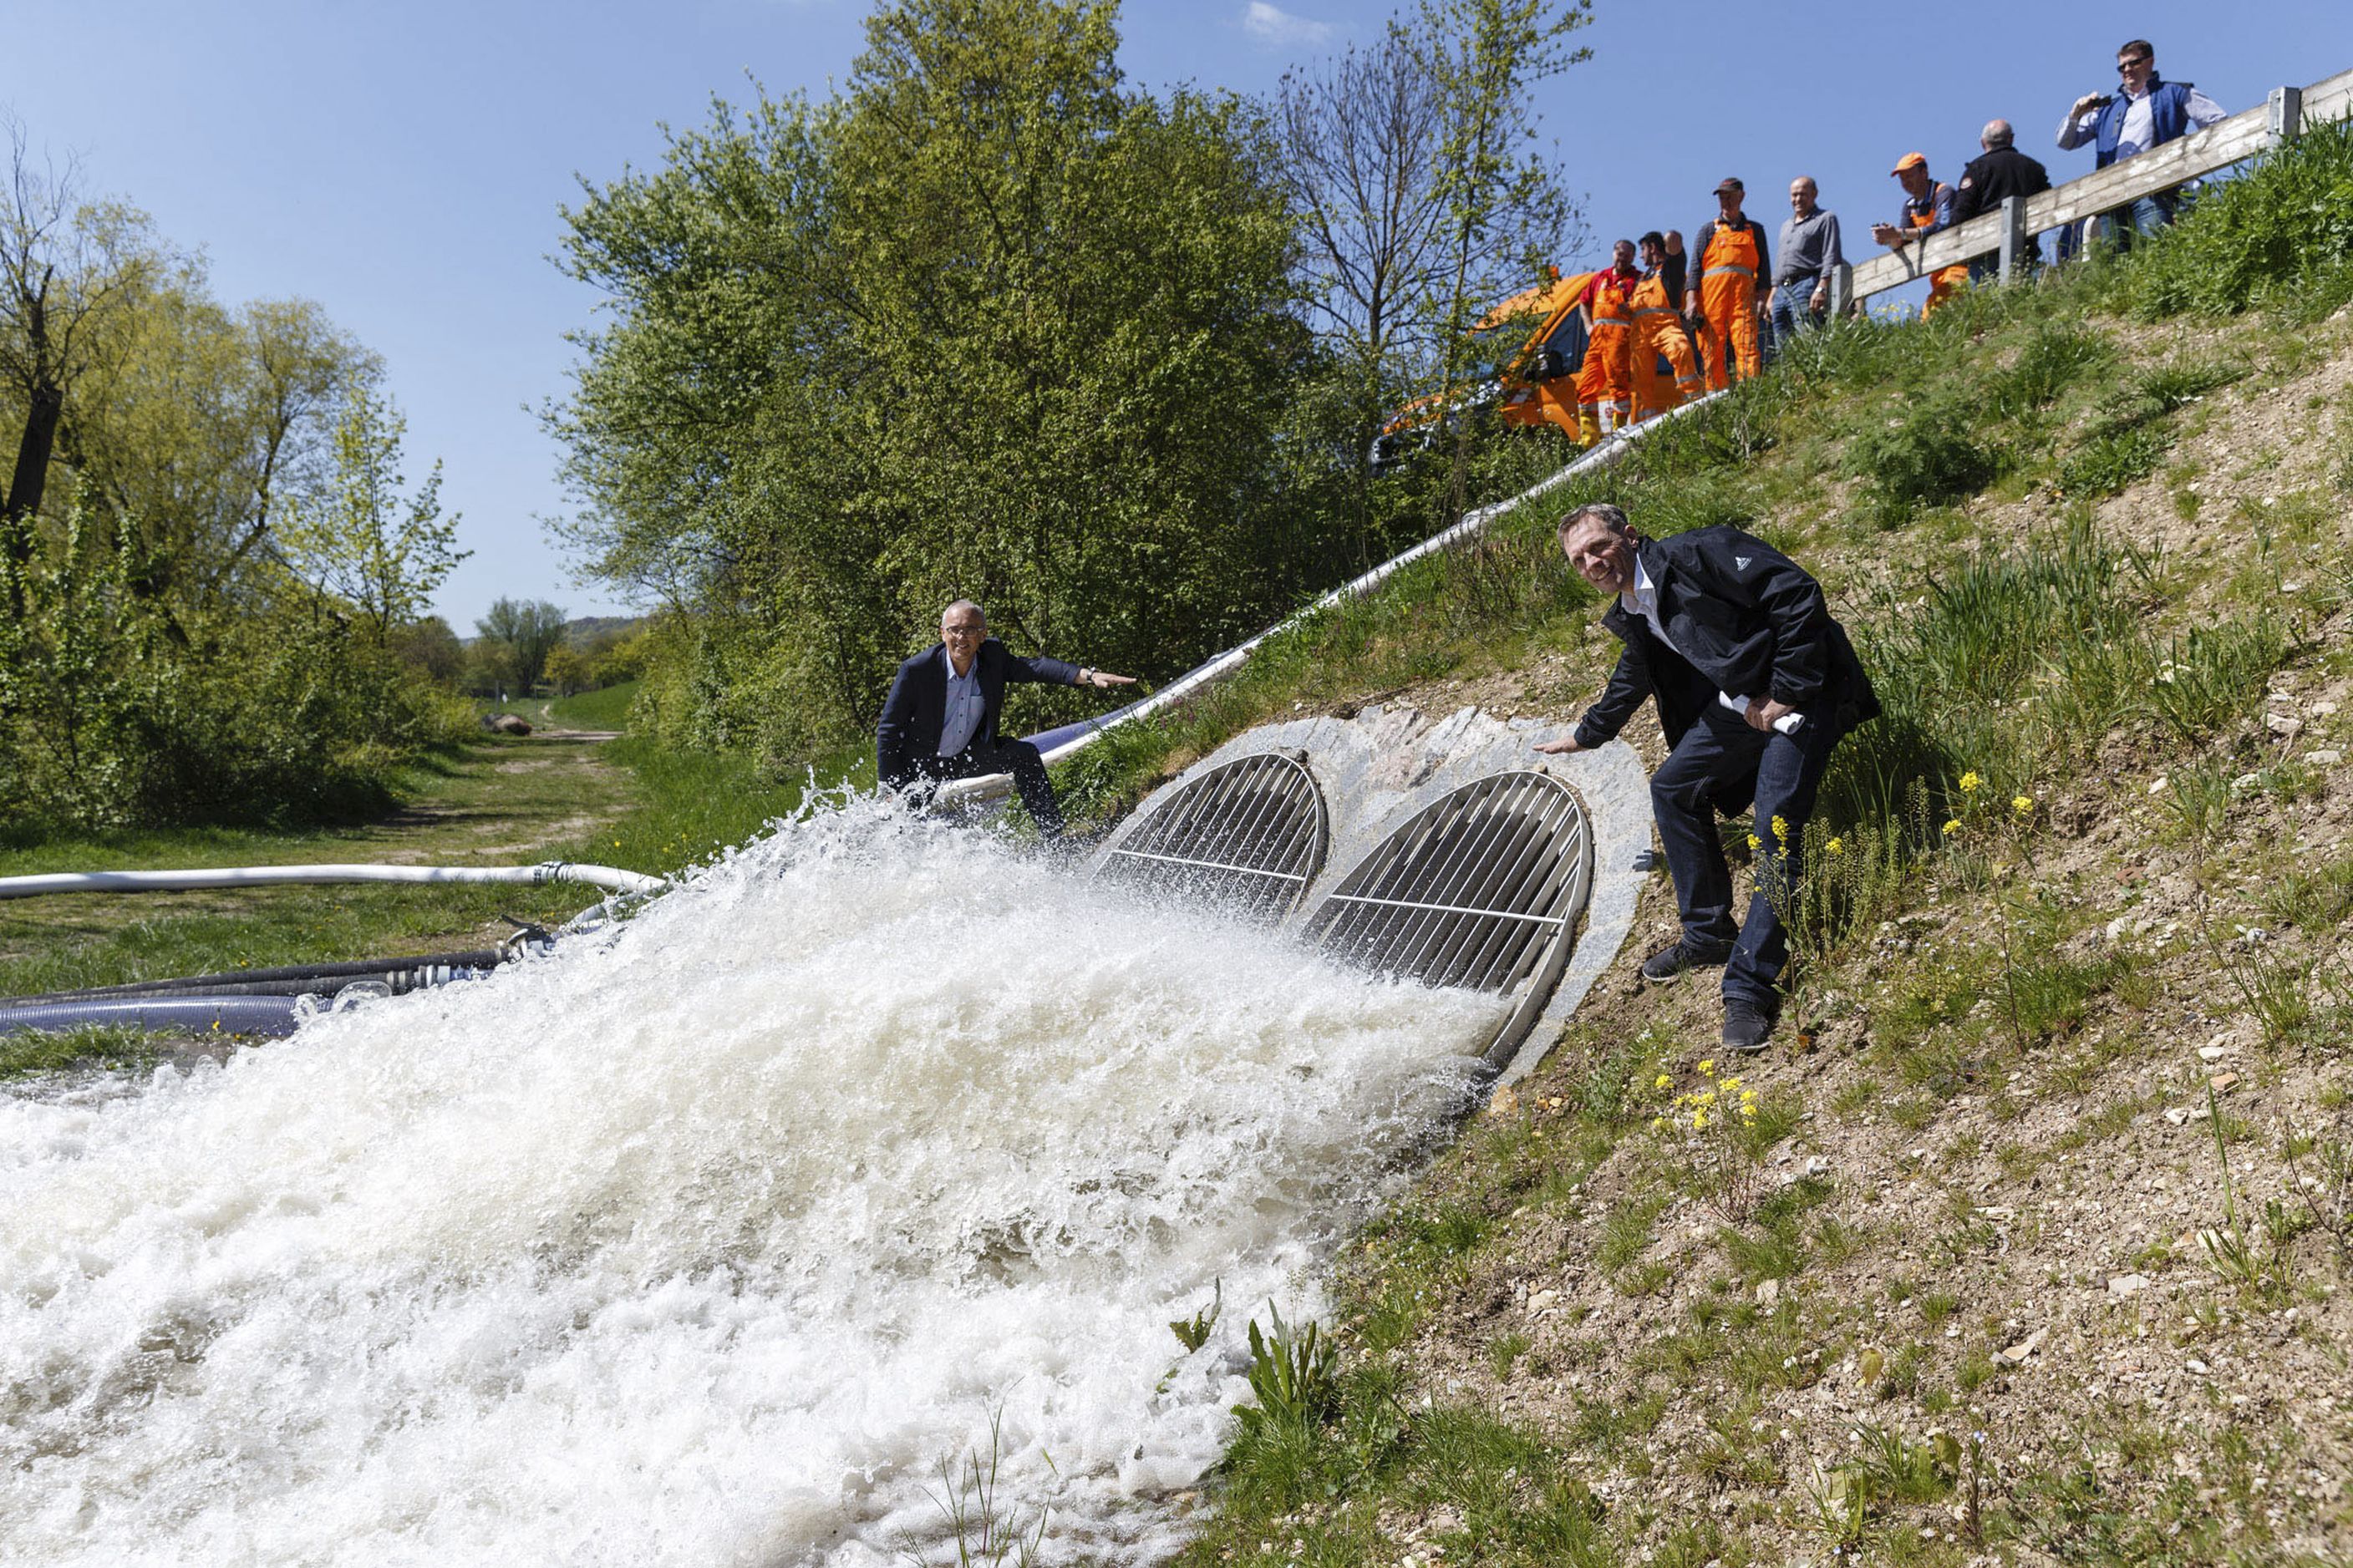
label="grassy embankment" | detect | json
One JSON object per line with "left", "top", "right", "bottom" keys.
{"left": 1034, "top": 129, "right": 2353, "bottom": 1567}
{"left": 0, "top": 679, "right": 869, "bottom": 1077}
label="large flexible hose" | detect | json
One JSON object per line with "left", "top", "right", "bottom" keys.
{"left": 16, "top": 950, "right": 510, "bottom": 1007}
{"left": 952, "top": 393, "right": 1727, "bottom": 803}
{"left": 0, "top": 860, "right": 665, "bottom": 900}
{"left": 0, "top": 994, "right": 302, "bottom": 1038}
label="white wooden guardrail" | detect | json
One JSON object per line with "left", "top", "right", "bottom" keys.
{"left": 1831, "top": 66, "right": 2353, "bottom": 311}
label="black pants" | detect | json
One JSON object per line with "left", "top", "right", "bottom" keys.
{"left": 1649, "top": 708, "right": 1838, "bottom": 1010}
{"left": 913, "top": 739, "right": 1063, "bottom": 837}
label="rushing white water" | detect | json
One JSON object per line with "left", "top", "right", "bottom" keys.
{"left": 1, "top": 798, "right": 1500, "bottom": 1567}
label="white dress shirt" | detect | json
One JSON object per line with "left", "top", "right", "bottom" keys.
{"left": 938, "top": 652, "right": 984, "bottom": 756}
{"left": 2058, "top": 80, "right": 2227, "bottom": 160}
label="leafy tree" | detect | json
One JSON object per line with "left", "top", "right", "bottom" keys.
{"left": 541, "top": 642, "right": 589, "bottom": 696}
{"left": 392, "top": 615, "right": 465, "bottom": 685}
{"left": 475, "top": 597, "right": 568, "bottom": 695}
{"left": 0, "top": 115, "right": 163, "bottom": 613}
{"left": 552, "top": 0, "right": 1304, "bottom": 750}
{"left": 274, "top": 375, "right": 465, "bottom": 644}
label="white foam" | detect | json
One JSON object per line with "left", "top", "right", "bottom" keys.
{"left": 0, "top": 797, "right": 1498, "bottom": 1566}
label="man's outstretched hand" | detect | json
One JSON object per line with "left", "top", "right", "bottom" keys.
{"left": 1079, "top": 669, "right": 1137, "bottom": 690}
{"left": 1532, "top": 735, "right": 1583, "bottom": 755}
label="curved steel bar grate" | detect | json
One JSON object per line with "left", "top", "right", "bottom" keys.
{"left": 1095, "top": 751, "right": 1328, "bottom": 922}
{"left": 1304, "top": 770, "right": 1588, "bottom": 992}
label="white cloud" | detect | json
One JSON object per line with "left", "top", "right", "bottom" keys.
{"left": 1241, "top": 2, "right": 1335, "bottom": 48}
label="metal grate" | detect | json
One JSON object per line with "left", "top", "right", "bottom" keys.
{"left": 1095, "top": 751, "right": 1327, "bottom": 922}
{"left": 1304, "top": 771, "right": 1588, "bottom": 992}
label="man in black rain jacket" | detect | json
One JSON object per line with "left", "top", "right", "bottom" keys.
{"left": 1537, "top": 504, "right": 1878, "bottom": 1050}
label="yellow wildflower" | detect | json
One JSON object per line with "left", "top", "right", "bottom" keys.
{"left": 1959, "top": 771, "right": 1981, "bottom": 793}
{"left": 2012, "top": 794, "right": 2034, "bottom": 814}
{"left": 1942, "top": 819, "right": 1962, "bottom": 836}
{"left": 1826, "top": 836, "right": 1845, "bottom": 855}
{"left": 1693, "top": 1109, "right": 1710, "bottom": 1129}
{"left": 1771, "top": 814, "right": 1790, "bottom": 842}
{"left": 1650, "top": 1115, "right": 1669, "bottom": 1131}
{"left": 1654, "top": 1073, "right": 1674, "bottom": 1091}
{"left": 1746, "top": 833, "right": 1761, "bottom": 850}
{"left": 1699, "top": 1058, "right": 1716, "bottom": 1077}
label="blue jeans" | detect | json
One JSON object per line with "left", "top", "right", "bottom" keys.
{"left": 2095, "top": 192, "right": 2174, "bottom": 251}
{"left": 1769, "top": 280, "right": 1826, "bottom": 347}
{"left": 1648, "top": 707, "right": 1840, "bottom": 1010}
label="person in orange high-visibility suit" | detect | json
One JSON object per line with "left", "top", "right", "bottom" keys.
{"left": 1873, "top": 152, "right": 1968, "bottom": 315}
{"left": 1629, "top": 231, "right": 1702, "bottom": 421}
{"left": 1573, "top": 240, "right": 1640, "bottom": 439}
{"left": 1686, "top": 178, "right": 1771, "bottom": 389}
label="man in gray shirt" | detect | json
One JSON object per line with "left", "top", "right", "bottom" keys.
{"left": 1771, "top": 176, "right": 1842, "bottom": 351}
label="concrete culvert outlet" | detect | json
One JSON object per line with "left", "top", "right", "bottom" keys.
{"left": 1092, "top": 748, "right": 1326, "bottom": 922}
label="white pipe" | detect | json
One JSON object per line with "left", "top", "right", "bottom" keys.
{"left": 0, "top": 860, "right": 668, "bottom": 901}
{"left": 937, "top": 393, "right": 1724, "bottom": 807}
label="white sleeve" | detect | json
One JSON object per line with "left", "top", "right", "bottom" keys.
{"left": 2185, "top": 88, "right": 2228, "bottom": 130}
{"left": 2056, "top": 109, "right": 2096, "bottom": 150}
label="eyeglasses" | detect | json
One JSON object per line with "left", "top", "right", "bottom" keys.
{"left": 2117, "top": 56, "right": 2150, "bottom": 70}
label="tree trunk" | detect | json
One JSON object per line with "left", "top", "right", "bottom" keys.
{"left": 3, "top": 381, "right": 62, "bottom": 617}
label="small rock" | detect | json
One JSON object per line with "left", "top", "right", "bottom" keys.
{"left": 1527, "top": 1289, "right": 1559, "bottom": 1312}
{"left": 2148, "top": 776, "right": 2171, "bottom": 794}
{"left": 2210, "top": 1073, "right": 2240, "bottom": 1093}
{"left": 2163, "top": 1108, "right": 2190, "bottom": 1126}
{"left": 2000, "top": 1327, "right": 2048, "bottom": 1363}
{"left": 1487, "top": 1085, "right": 1520, "bottom": 1118}
{"left": 2108, "top": 1274, "right": 2152, "bottom": 1298}
{"left": 2187, "top": 1358, "right": 2212, "bottom": 1376}
{"left": 2197, "top": 1045, "right": 2230, "bottom": 1063}
{"left": 2313, "top": 700, "right": 2340, "bottom": 717}
{"left": 2308, "top": 749, "right": 2342, "bottom": 766}
{"left": 1756, "top": 1279, "right": 1781, "bottom": 1306}
{"left": 2266, "top": 712, "right": 2304, "bottom": 738}
{"left": 1805, "top": 1155, "right": 1831, "bottom": 1179}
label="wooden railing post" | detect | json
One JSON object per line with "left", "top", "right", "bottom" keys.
{"left": 1828, "top": 261, "right": 1852, "bottom": 318}
{"left": 2269, "top": 84, "right": 2303, "bottom": 145}
{"left": 1997, "top": 197, "right": 2029, "bottom": 284}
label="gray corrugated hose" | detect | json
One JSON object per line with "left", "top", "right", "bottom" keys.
{"left": 0, "top": 860, "right": 667, "bottom": 900}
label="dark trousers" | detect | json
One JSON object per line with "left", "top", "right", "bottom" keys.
{"left": 913, "top": 739, "right": 1064, "bottom": 836}
{"left": 1649, "top": 708, "right": 1838, "bottom": 1010}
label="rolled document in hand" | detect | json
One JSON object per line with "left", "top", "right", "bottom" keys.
{"left": 1720, "top": 692, "right": 1806, "bottom": 734}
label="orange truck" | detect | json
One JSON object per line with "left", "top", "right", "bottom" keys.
{"left": 1371, "top": 268, "right": 1596, "bottom": 469}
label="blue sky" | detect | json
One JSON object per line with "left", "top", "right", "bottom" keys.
{"left": 13, "top": 2, "right": 2350, "bottom": 632}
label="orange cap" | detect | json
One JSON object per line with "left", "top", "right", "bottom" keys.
{"left": 1890, "top": 151, "right": 1929, "bottom": 175}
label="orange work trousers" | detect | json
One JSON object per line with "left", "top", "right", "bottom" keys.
{"left": 1629, "top": 297, "right": 1700, "bottom": 420}
{"left": 1575, "top": 319, "right": 1634, "bottom": 434}
{"left": 1697, "top": 269, "right": 1761, "bottom": 388}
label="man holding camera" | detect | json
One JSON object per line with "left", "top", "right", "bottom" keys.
{"left": 2057, "top": 39, "right": 2226, "bottom": 247}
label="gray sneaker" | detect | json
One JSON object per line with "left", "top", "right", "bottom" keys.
{"left": 1722, "top": 1000, "right": 1775, "bottom": 1053}
{"left": 1640, "top": 937, "right": 1732, "bottom": 982}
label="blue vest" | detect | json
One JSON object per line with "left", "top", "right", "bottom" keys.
{"left": 2095, "top": 79, "right": 2193, "bottom": 168}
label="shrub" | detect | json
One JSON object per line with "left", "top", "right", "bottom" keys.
{"left": 2121, "top": 113, "right": 2353, "bottom": 320}
{"left": 1846, "top": 395, "right": 2000, "bottom": 525}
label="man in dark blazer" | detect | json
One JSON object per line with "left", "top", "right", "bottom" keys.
{"left": 876, "top": 600, "right": 1135, "bottom": 838}
{"left": 1536, "top": 503, "right": 1878, "bottom": 1051}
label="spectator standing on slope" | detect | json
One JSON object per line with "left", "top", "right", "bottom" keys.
{"left": 1951, "top": 119, "right": 2052, "bottom": 283}
{"left": 1771, "top": 176, "right": 1843, "bottom": 346}
{"left": 2056, "top": 39, "right": 2225, "bottom": 247}
{"left": 1686, "top": 180, "right": 1771, "bottom": 389}
{"left": 1872, "top": 154, "right": 1968, "bottom": 317}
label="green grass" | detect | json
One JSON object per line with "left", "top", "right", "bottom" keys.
{"left": 547, "top": 680, "right": 642, "bottom": 728}
{"left": 1, "top": 732, "right": 863, "bottom": 1074}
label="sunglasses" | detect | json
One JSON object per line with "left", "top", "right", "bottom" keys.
{"left": 2117, "top": 56, "right": 2151, "bottom": 70}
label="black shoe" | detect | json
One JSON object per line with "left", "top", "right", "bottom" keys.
{"left": 1723, "top": 1000, "right": 1775, "bottom": 1053}
{"left": 1640, "top": 937, "right": 1732, "bottom": 982}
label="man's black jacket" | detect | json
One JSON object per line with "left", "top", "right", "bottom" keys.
{"left": 1572, "top": 525, "right": 1879, "bottom": 753}
{"left": 875, "top": 639, "right": 1080, "bottom": 786}
{"left": 1952, "top": 146, "right": 2053, "bottom": 227}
